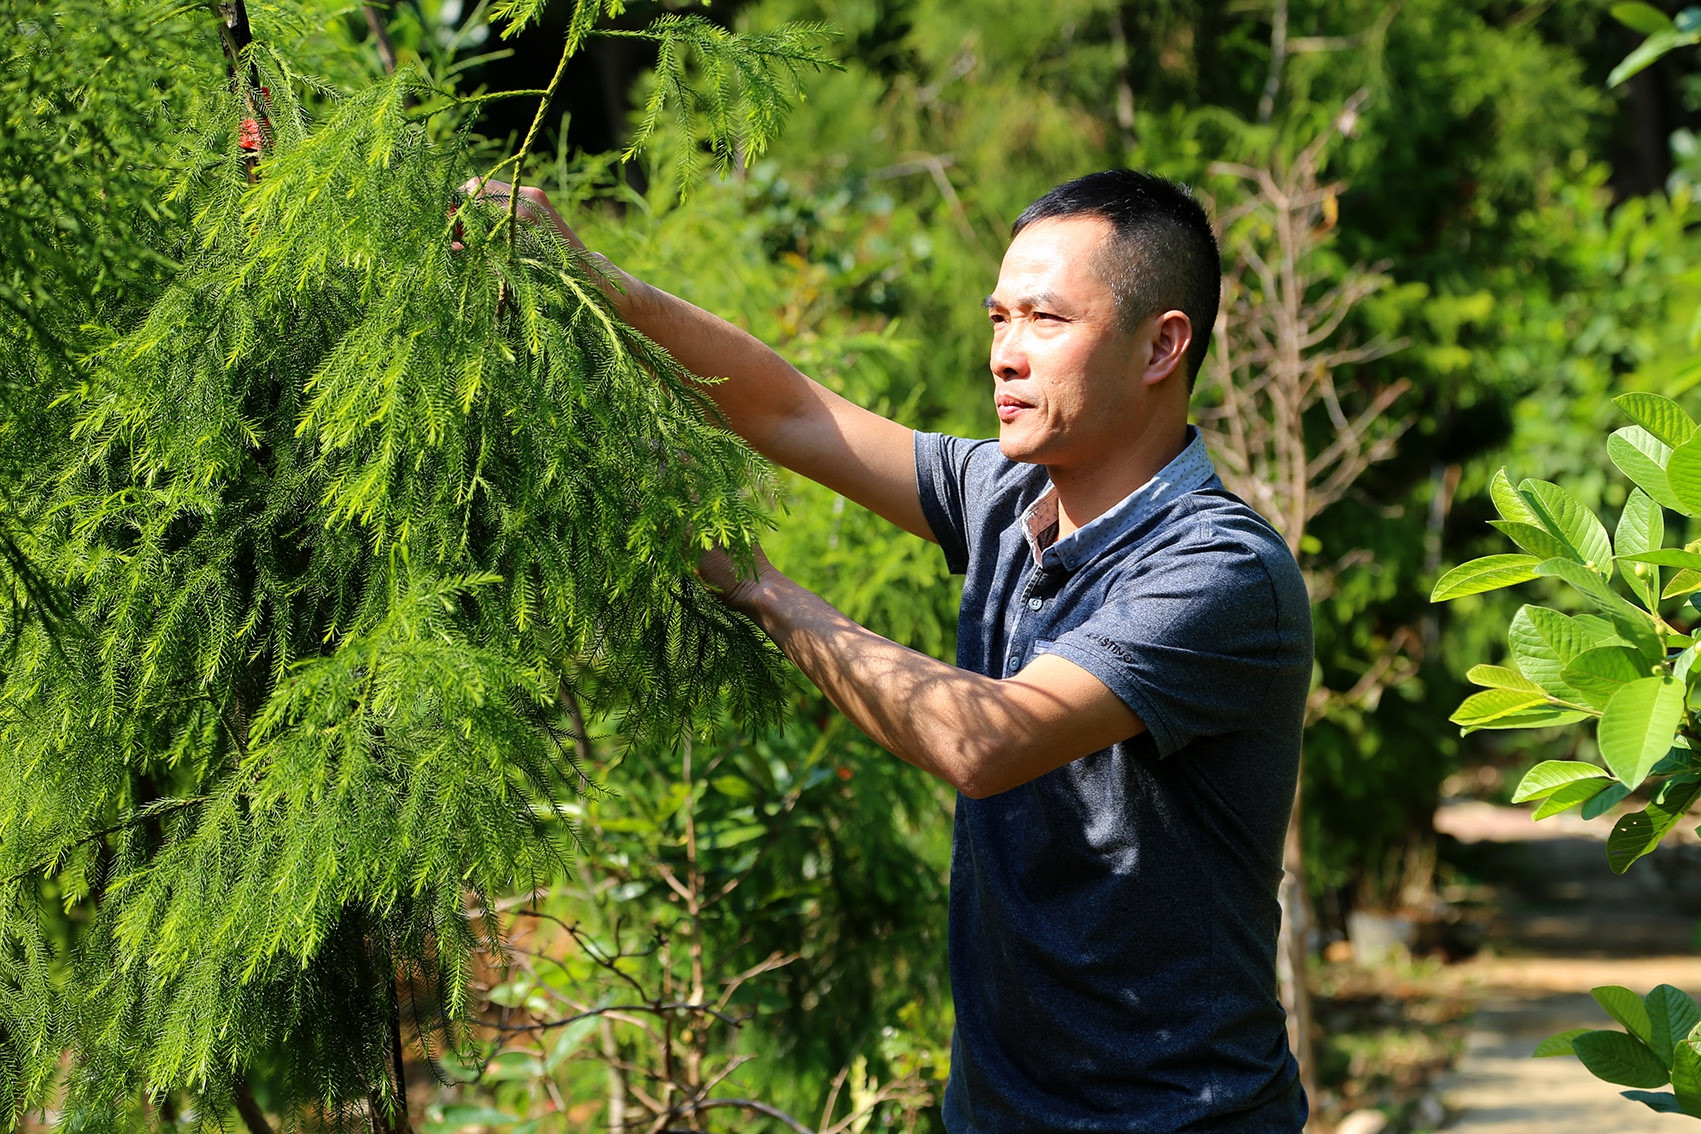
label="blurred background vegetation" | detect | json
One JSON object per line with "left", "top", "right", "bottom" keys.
{"left": 6, "top": 0, "right": 1701, "bottom": 1129}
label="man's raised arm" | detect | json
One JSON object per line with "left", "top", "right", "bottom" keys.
{"left": 476, "top": 182, "right": 933, "bottom": 542}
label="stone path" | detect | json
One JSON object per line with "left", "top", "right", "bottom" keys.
{"left": 1429, "top": 803, "right": 1701, "bottom": 1133}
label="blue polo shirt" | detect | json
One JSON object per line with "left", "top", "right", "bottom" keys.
{"left": 914, "top": 427, "right": 1311, "bottom": 1133}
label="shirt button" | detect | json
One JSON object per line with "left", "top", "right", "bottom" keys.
{"left": 1027, "top": 597, "right": 1044, "bottom": 611}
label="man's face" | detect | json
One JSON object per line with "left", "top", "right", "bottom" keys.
{"left": 984, "top": 216, "right": 1153, "bottom": 472}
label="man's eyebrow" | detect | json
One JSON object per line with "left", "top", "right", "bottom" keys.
{"left": 983, "top": 291, "right": 1062, "bottom": 311}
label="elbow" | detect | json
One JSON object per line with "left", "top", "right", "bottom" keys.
{"left": 944, "top": 737, "right": 1019, "bottom": 801}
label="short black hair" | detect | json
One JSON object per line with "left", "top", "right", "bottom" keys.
{"left": 1012, "top": 170, "right": 1220, "bottom": 385}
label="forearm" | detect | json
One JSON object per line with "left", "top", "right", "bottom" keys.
{"left": 731, "top": 572, "right": 1027, "bottom": 799}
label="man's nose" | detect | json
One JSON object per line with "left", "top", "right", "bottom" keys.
{"left": 990, "top": 329, "right": 1026, "bottom": 380}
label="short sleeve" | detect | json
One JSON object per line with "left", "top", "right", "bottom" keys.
{"left": 914, "top": 431, "right": 997, "bottom": 576}
{"left": 1041, "top": 522, "right": 1311, "bottom": 758}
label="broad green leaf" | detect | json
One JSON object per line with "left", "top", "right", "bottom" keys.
{"left": 1431, "top": 554, "right": 1541, "bottom": 601}
{"left": 1609, "top": 426, "right": 1683, "bottom": 512}
{"left": 1599, "top": 677, "right": 1687, "bottom": 787}
{"left": 1573, "top": 1030, "right": 1671, "bottom": 1087}
{"left": 1533, "top": 559, "right": 1660, "bottom": 655}
{"left": 1622, "top": 1089, "right": 1689, "bottom": 1114}
{"left": 1465, "top": 705, "right": 1590, "bottom": 731}
{"left": 1534, "top": 1027, "right": 1592, "bottom": 1057}
{"left": 1613, "top": 1, "right": 1675, "bottom": 34}
{"left": 1512, "top": 759, "right": 1612, "bottom": 803}
{"left": 1674, "top": 1041, "right": 1701, "bottom": 1116}
{"left": 1519, "top": 479, "right": 1614, "bottom": 577}
{"left": 1534, "top": 777, "right": 1615, "bottom": 820}
{"left": 1491, "top": 467, "right": 1540, "bottom": 525}
{"left": 1610, "top": 26, "right": 1701, "bottom": 87}
{"left": 1618, "top": 393, "right": 1700, "bottom": 448}
{"left": 1677, "top": 645, "right": 1701, "bottom": 683}
{"left": 1451, "top": 688, "right": 1546, "bottom": 728}
{"left": 1667, "top": 569, "right": 1701, "bottom": 600}
{"left": 1617, "top": 490, "right": 1664, "bottom": 607}
{"left": 1490, "top": 521, "right": 1579, "bottom": 564}
{"left": 1617, "top": 490, "right": 1665, "bottom": 558}
{"left": 1467, "top": 665, "right": 1544, "bottom": 694}
{"left": 1621, "top": 550, "right": 1701, "bottom": 570}
{"left": 1510, "top": 605, "right": 1608, "bottom": 703}
{"left": 429, "top": 1104, "right": 527, "bottom": 1129}
{"left": 1563, "top": 647, "right": 1655, "bottom": 709}
{"left": 1583, "top": 782, "right": 1634, "bottom": 820}
{"left": 1646, "top": 986, "right": 1701, "bottom": 1065}
{"left": 1595, "top": 986, "right": 1655, "bottom": 1044}
{"left": 1667, "top": 437, "right": 1701, "bottom": 516}
{"left": 1607, "top": 779, "right": 1701, "bottom": 873}
{"left": 544, "top": 1016, "right": 600, "bottom": 1073}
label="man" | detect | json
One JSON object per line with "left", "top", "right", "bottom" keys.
{"left": 493, "top": 169, "right": 1311, "bottom": 1131}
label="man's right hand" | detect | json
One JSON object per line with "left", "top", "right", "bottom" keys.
{"left": 458, "top": 176, "right": 931, "bottom": 543}
{"left": 457, "top": 177, "right": 636, "bottom": 310}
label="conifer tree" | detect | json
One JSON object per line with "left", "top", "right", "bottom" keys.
{"left": 0, "top": 1, "right": 834, "bottom": 1127}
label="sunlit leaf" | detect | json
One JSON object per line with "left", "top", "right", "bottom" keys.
{"left": 1512, "top": 759, "right": 1612, "bottom": 803}
{"left": 1666, "top": 437, "right": 1701, "bottom": 515}
{"left": 1609, "top": 427, "right": 1684, "bottom": 511}
{"left": 1518, "top": 479, "right": 1613, "bottom": 577}
{"left": 1533, "top": 777, "right": 1614, "bottom": 819}
{"left": 1563, "top": 646, "right": 1654, "bottom": 709}
{"left": 1598, "top": 677, "right": 1686, "bottom": 788}
{"left": 1490, "top": 467, "right": 1540, "bottom": 525}
{"left": 1431, "top": 554, "right": 1541, "bottom": 601}
{"left": 1467, "top": 664, "right": 1544, "bottom": 694}
{"left": 1617, "top": 393, "right": 1700, "bottom": 448}
{"left": 1595, "top": 986, "right": 1655, "bottom": 1044}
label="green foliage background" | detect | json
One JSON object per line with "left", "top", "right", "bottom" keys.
{"left": 4, "top": 0, "right": 1701, "bottom": 1129}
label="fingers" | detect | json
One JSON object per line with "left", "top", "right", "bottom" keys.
{"left": 455, "top": 178, "right": 585, "bottom": 250}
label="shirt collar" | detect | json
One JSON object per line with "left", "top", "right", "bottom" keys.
{"left": 1019, "top": 426, "right": 1217, "bottom": 570}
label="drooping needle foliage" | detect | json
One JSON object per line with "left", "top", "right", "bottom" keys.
{"left": 0, "top": 0, "right": 835, "bottom": 1125}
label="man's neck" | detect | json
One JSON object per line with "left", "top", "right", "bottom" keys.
{"left": 1050, "top": 422, "right": 1190, "bottom": 540}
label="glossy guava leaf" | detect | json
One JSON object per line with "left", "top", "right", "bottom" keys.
{"left": 1622, "top": 549, "right": 1701, "bottom": 571}
{"left": 1490, "top": 467, "right": 1540, "bottom": 525}
{"left": 1621, "top": 1089, "right": 1688, "bottom": 1114}
{"left": 1519, "top": 479, "right": 1614, "bottom": 576}
{"left": 1534, "top": 1027, "right": 1592, "bottom": 1057}
{"left": 1466, "top": 664, "right": 1544, "bottom": 694}
{"left": 1464, "top": 705, "right": 1590, "bottom": 731}
{"left": 1647, "top": 985, "right": 1701, "bottom": 1066}
{"left": 1574, "top": 1029, "right": 1671, "bottom": 1087}
{"left": 1533, "top": 777, "right": 1614, "bottom": 819}
{"left": 1451, "top": 688, "right": 1546, "bottom": 728}
{"left": 1617, "top": 490, "right": 1664, "bottom": 557}
{"left": 1608, "top": 427, "right": 1683, "bottom": 512}
{"left": 1667, "top": 437, "right": 1701, "bottom": 516}
{"left": 1583, "top": 782, "right": 1634, "bottom": 820}
{"left": 1512, "top": 759, "right": 1612, "bottom": 803}
{"left": 1595, "top": 986, "right": 1656, "bottom": 1043}
{"left": 1617, "top": 490, "right": 1664, "bottom": 607}
{"left": 1607, "top": 778, "right": 1701, "bottom": 873}
{"left": 1599, "top": 677, "right": 1687, "bottom": 788}
{"left": 1490, "top": 521, "right": 1579, "bottom": 564}
{"left": 1610, "top": 25, "right": 1701, "bottom": 87}
{"left": 1430, "top": 554, "right": 1541, "bottom": 601}
{"left": 1510, "top": 605, "right": 1608, "bottom": 703}
{"left": 1617, "top": 392, "right": 1699, "bottom": 449}
{"left": 1674, "top": 1042, "right": 1701, "bottom": 1117}
{"left": 1563, "top": 646, "right": 1653, "bottom": 709}
{"left": 1667, "top": 569, "right": 1701, "bottom": 600}
{"left": 1533, "top": 560, "right": 1661, "bottom": 657}
{"left": 1612, "top": 1, "right": 1675, "bottom": 34}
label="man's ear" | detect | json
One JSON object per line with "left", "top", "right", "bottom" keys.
{"left": 1142, "top": 310, "right": 1193, "bottom": 387}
